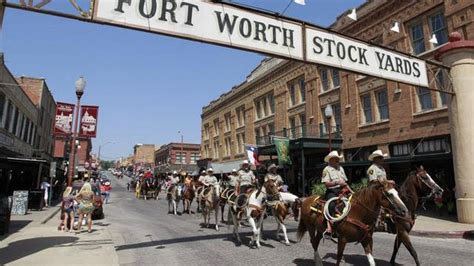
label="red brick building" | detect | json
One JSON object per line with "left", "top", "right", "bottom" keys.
{"left": 154, "top": 142, "right": 201, "bottom": 174}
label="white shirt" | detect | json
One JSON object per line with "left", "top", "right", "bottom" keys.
{"left": 238, "top": 169, "right": 255, "bottom": 186}
{"left": 367, "top": 164, "right": 387, "bottom": 182}
{"left": 264, "top": 173, "right": 283, "bottom": 184}
{"left": 321, "top": 165, "right": 347, "bottom": 189}
{"left": 203, "top": 175, "right": 218, "bottom": 186}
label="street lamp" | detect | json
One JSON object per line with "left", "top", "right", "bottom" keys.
{"left": 98, "top": 141, "right": 116, "bottom": 163}
{"left": 67, "top": 76, "right": 86, "bottom": 186}
{"left": 324, "top": 105, "right": 334, "bottom": 152}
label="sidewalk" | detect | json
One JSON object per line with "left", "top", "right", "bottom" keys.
{"left": 411, "top": 214, "right": 474, "bottom": 239}
{"left": 0, "top": 205, "right": 119, "bottom": 265}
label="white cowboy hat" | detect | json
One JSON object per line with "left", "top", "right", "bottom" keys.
{"left": 207, "top": 168, "right": 214, "bottom": 172}
{"left": 232, "top": 169, "right": 237, "bottom": 173}
{"left": 324, "top": 151, "right": 343, "bottom": 163}
{"left": 242, "top": 160, "right": 249, "bottom": 165}
{"left": 201, "top": 170, "right": 206, "bottom": 174}
{"left": 368, "top": 150, "right": 388, "bottom": 161}
{"left": 268, "top": 164, "right": 277, "bottom": 170}
{"left": 173, "top": 171, "right": 178, "bottom": 175}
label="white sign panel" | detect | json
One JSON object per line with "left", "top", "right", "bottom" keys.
{"left": 305, "top": 27, "right": 428, "bottom": 87}
{"left": 93, "top": 0, "right": 303, "bottom": 60}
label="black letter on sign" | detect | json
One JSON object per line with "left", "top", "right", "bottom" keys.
{"left": 403, "top": 59, "right": 412, "bottom": 75}
{"left": 115, "top": 0, "right": 131, "bottom": 13}
{"left": 324, "top": 38, "right": 336, "bottom": 57}
{"left": 254, "top": 21, "right": 268, "bottom": 42}
{"left": 139, "top": 0, "right": 157, "bottom": 18}
{"left": 413, "top": 62, "right": 421, "bottom": 78}
{"left": 283, "top": 28, "right": 295, "bottom": 48}
{"left": 159, "top": 0, "right": 178, "bottom": 23}
{"left": 395, "top": 57, "right": 403, "bottom": 74}
{"left": 215, "top": 11, "right": 238, "bottom": 34}
{"left": 375, "top": 51, "right": 385, "bottom": 69}
{"left": 348, "top": 45, "right": 357, "bottom": 63}
{"left": 359, "top": 47, "right": 369, "bottom": 66}
{"left": 312, "top": 36, "right": 323, "bottom": 54}
{"left": 267, "top": 24, "right": 282, "bottom": 44}
{"left": 336, "top": 42, "right": 346, "bottom": 60}
{"left": 239, "top": 18, "right": 252, "bottom": 38}
{"left": 180, "top": 2, "right": 199, "bottom": 26}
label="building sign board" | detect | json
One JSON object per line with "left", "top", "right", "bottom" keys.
{"left": 54, "top": 102, "right": 75, "bottom": 136}
{"left": 305, "top": 27, "right": 428, "bottom": 87}
{"left": 93, "top": 0, "right": 304, "bottom": 60}
{"left": 79, "top": 105, "right": 99, "bottom": 138}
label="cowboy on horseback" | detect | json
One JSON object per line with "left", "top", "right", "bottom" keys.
{"left": 367, "top": 150, "right": 394, "bottom": 184}
{"left": 222, "top": 169, "right": 238, "bottom": 190}
{"left": 237, "top": 160, "right": 256, "bottom": 194}
{"left": 264, "top": 164, "right": 283, "bottom": 189}
{"left": 202, "top": 168, "right": 218, "bottom": 187}
{"left": 321, "top": 151, "right": 349, "bottom": 234}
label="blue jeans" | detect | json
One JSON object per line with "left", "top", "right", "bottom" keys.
{"left": 102, "top": 192, "right": 110, "bottom": 204}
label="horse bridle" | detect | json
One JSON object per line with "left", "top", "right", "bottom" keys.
{"left": 416, "top": 171, "right": 440, "bottom": 199}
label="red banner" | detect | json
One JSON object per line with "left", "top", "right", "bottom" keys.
{"left": 79, "top": 105, "right": 99, "bottom": 138}
{"left": 54, "top": 102, "right": 75, "bottom": 136}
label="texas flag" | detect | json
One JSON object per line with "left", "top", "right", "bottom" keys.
{"left": 245, "top": 145, "right": 260, "bottom": 166}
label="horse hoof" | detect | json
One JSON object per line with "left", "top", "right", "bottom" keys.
{"left": 215, "top": 225, "right": 219, "bottom": 231}
{"left": 284, "top": 241, "right": 290, "bottom": 246}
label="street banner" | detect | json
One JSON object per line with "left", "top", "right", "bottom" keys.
{"left": 245, "top": 144, "right": 260, "bottom": 166}
{"left": 273, "top": 137, "right": 292, "bottom": 165}
{"left": 79, "top": 105, "right": 99, "bottom": 138}
{"left": 92, "top": 0, "right": 428, "bottom": 87}
{"left": 54, "top": 102, "right": 75, "bottom": 136}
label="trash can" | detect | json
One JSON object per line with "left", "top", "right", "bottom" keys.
{"left": 28, "top": 189, "right": 44, "bottom": 210}
{"left": 0, "top": 196, "right": 11, "bottom": 235}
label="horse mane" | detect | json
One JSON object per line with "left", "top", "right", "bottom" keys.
{"left": 400, "top": 171, "right": 418, "bottom": 196}
{"left": 352, "top": 182, "right": 381, "bottom": 203}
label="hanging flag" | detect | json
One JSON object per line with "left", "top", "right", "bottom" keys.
{"left": 294, "top": 0, "right": 306, "bottom": 5}
{"left": 54, "top": 102, "right": 75, "bottom": 136}
{"left": 245, "top": 144, "right": 260, "bottom": 166}
{"left": 274, "top": 137, "right": 292, "bottom": 165}
{"left": 79, "top": 105, "right": 99, "bottom": 138}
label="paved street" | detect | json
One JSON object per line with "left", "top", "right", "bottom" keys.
{"left": 103, "top": 174, "right": 473, "bottom": 265}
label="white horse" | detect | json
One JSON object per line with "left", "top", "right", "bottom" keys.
{"left": 229, "top": 184, "right": 277, "bottom": 248}
{"left": 167, "top": 185, "right": 182, "bottom": 215}
{"left": 266, "top": 190, "right": 300, "bottom": 246}
{"left": 201, "top": 184, "right": 221, "bottom": 231}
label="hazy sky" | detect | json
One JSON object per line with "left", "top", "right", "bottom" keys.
{"left": 1, "top": 0, "right": 363, "bottom": 160}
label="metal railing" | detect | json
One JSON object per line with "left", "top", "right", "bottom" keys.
{"left": 255, "top": 124, "right": 342, "bottom": 146}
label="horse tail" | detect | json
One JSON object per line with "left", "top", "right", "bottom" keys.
{"left": 296, "top": 218, "right": 307, "bottom": 241}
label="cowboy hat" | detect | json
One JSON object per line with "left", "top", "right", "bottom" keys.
{"left": 231, "top": 169, "right": 237, "bottom": 173}
{"left": 268, "top": 164, "right": 278, "bottom": 170}
{"left": 324, "top": 151, "right": 343, "bottom": 163}
{"left": 172, "top": 171, "right": 178, "bottom": 175}
{"left": 368, "top": 150, "right": 388, "bottom": 161}
{"left": 207, "top": 168, "right": 214, "bottom": 172}
{"left": 241, "top": 160, "right": 249, "bottom": 165}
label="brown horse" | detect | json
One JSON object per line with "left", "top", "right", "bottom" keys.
{"left": 297, "top": 181, "right": 408, "bottom": 266}
{"left": 389, "top": 166, "right": 443, "bottom": 266}
{"left": 182, "top": 182, "right": 195, "bottom": 214}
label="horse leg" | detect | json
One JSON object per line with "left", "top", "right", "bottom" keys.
{"left": 256, "top": 214, "right": 265, "bottom": 248}
{"left": 310, "top": 230, "right": 324, "bottom": 266}
{"left": 231, "top": 209, "right": 241, "bottom": 244}
{"left": 248, "top": 216, "right": 257, "bottom": 248}
{"left": 362, "top": 237, "right": 375, "bottom": 266}
{"left": 173, "top": 200, "right": 177, "bottom": 215}
{"left": 280, "top": 221, "right": 290, "bottom": 246}
{"left": 397, "top": 230, "right": 420, "bottom": 266}
{"left": 221, "top": 204, "right": 225, "bottom": 223}
{"left": 336, "top": 237, "right": 347, "bottom": 266}
{"left": 215, "top": 206, "right": 219, "bottom": 231}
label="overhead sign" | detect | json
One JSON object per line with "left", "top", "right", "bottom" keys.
{"left": 305, "top": 27, "right": 428, "bottom": 87}
{"left": 54, "top": 102, "right": 75, "bottom": 136}
{"left": 79, "top": 105, "right": 99, "bottom": 138}
{"left": 93, "top": 0, "right": 304, "bottom": 60}
{"left": 92, "top": 0, "right": 428, "bottom": 87}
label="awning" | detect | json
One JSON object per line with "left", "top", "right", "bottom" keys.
{"left": 0, "top": 156, "right": 48, "bottom": 164}
{"left": 210, "top": 160, "right": 241, "bottom": 174}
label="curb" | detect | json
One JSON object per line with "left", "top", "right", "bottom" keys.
{"left": 411, "top": 230, "right": 474, "bottom": 240}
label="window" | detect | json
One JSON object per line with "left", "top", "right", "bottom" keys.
{"left": 361, "top": 94, "right": 373, "bottom": 124}
{"left": 429, "top": 13, "right": 448, "bottom": 47}
{"left": 213, "top": 119, "right": 219, "bottom": 136}
{"left": 224, "top": 113, "right": 231, "bottom": 132}
{"left": 289, "top": 84, "right": 296, "bottom": 106}
{"left": 333, "top": 104, "right": 341, "bottom": 129}
{"left": 331, "top": 69, "right": 340, "bottom": 88}
{"left": 320, "top": 69, "right": 329, "bottom": 91}
{"left": 190, "top": 153, "right": 200, "bottom": 164}
{"left": 268, "top": 95, "right": 275, "bottom": 114}
{"left": 23, "top": 118, "right": 30, "bottom": 142}
{"left": 289, "top": 117, "right": 296, "bottom": 138}
{"left": 0, "top": 92, "right": 5, "bottom": 127}
{"left": 410, "top": 22, "right": 425, "bottom": 54}
{"left": 203, "top": 144, "right": 210, "bottom": 158}
{"left": 392, "top": 143, "right": 412, "bottom": 157}
{"left": 436, "top": 71, "right": 448, "bottom": 106}
{"left": 4, "top": 101, "right": 13, "bottom": 131}
{"left": 268, "top": 123, "right": 275, "bottom": 137}
{"left": 176, "top": 152, "right": 185, "bottom": 164}
{"left": 236, "top": 132, "right": 245, "bottom": 154}
{"left": 16, "top": 113, "right": 23, "bottom": 138}
{"left": 255, "top": 128, "right": 261, "bottom": 144}
{"left": 21, "top": 116, "right": 27, "bottom": 140}
{"left": 236, "top": 106, "right": 246, "bottom": 127}
{"left": 204, "top": 124, "right": 210, "bottom": 139}
{"left": 299, "top": 79, "right": 306, "bottom": 102}
{"left": 417, "top": 138, "right": 450, "bottom": 154}
{"left": 299, "top": 114, "right": 306, "bottom": 136}
{"left": 224, "top": 137, "right": 232, "bottom": 157}
{"left": 376, "top": 89, "right": 389, "bottom": 120}
{"left": 213, "top": 140, "right": 220, "bottom": 159}
{"left": 417, "top": 87, "right": 433, "bottom": 111}
{"left": 11, "top": 107, "right": 19, "bottom": 135}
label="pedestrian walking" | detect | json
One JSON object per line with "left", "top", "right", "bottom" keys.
{"left": 75, "top": 182, "right": 96, "bottom": 233}
{"left": 100, "top": 181, "right": 112, "bottom": 204}
{"left": 62, "top": 186, "right": 75, "bottom": 232}
{"left": 40, "top": 178, "right": 51, "bottom": 208}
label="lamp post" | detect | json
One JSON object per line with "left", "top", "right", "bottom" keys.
{"left": 324, "top": 105, "right": 333, "bottom": 152}
{"left": 98, "top": 141, "right": 115, "bottom": 164}
{"left": 67, "top": 76, "right": 86, "bottom": 186}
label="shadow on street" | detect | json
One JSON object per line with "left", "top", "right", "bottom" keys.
{"left": 0, "top": 236, "right": 79, "bottom": 265}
